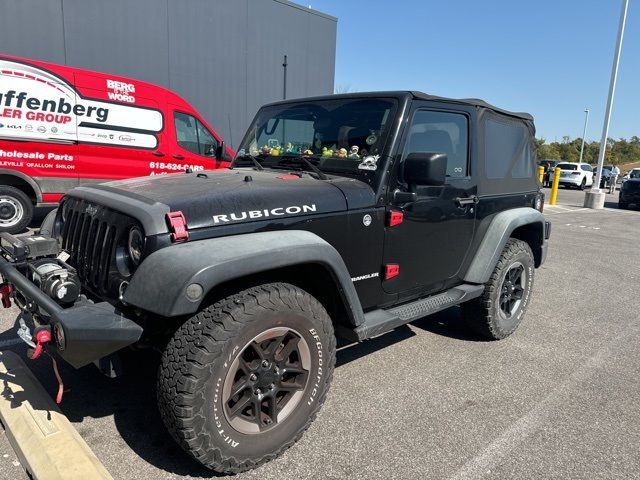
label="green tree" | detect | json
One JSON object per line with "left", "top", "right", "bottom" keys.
{"left": 536, "top": 136, "right": 640, "bottom": 166}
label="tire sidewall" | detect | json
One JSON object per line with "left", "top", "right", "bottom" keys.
{"left": 198, "top": 307, "right": 330, "bottom": 460}
{"left": 490, "top": 246, "right": 534, "bottom": 336}
{"left": 0, "top": 186, "right": 33, "bottom": 233}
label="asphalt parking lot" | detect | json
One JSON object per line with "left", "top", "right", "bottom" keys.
{"left": 1, "top": 187, "right": 639, "bottom": 480}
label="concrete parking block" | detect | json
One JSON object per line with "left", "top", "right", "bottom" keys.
{"left": 0, "top": 350, "right": 113, "bottom": 480}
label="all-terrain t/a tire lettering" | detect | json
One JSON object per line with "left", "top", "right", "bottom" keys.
{"left": 157, "top": 283, "right": 336, "bottom": 474}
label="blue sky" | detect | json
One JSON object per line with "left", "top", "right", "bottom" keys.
{"left": 311, "top": 0, "right": 639, "bottom": 142}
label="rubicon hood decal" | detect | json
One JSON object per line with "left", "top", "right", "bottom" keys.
{"left": 213, "top": 204, "right": 317, "bottom": 224}
{"left": 98, "top": 169, "right": 351, "bottom": 229}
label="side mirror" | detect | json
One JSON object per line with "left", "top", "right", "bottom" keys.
{"left": 215, "top": 141, "right": 225, "bottom": 161}
{"left": 403, "top": 152, "right": 447, "bottom": 187}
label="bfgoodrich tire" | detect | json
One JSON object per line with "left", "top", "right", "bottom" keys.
{"left": 461, "top": 239, "right": 535, "bottom": 340}
{"left": 0, "top": 186, "right": 33, "bottom": 234}
{"left": 157, "top": 283, "right": 335, "bottom": 474}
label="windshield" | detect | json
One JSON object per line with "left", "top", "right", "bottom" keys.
{"left": 630, "top": 170, "right": 640, "bottom": 179}
{"left": 237, "top": 98, "right": 398, "bottom": 185}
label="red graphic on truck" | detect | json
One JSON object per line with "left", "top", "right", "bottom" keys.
{"left": 0, "top": 54, "right": 232, "bottom": 233}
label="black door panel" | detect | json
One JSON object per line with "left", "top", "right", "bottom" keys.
{"left": 383, "top": 104, "right": 477, "bottom": 296}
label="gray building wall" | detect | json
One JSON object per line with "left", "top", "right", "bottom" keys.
{"left": 0, "top": 0, "right": 337, "bottom": 148}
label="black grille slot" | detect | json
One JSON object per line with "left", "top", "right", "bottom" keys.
{"left": 60, "top": 198, "right": 130, "bottom": 295}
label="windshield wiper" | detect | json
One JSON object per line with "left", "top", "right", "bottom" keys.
{"left": 230, "top": 154, "right": 264, "bottom": 170}
{"left": 277, "top": 155, "right": 328, "bottom": 180}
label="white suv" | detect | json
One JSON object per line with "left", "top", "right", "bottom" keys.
{"left": 557, "top": 162, "right": 594, "bottom": 189}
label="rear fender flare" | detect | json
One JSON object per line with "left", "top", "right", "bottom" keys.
{"left": 464, "top": 207, "right": 546, "bottom": 284}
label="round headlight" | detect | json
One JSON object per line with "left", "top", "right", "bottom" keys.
{"left": 127, "top": 226, "right": 145, "bottom": 266}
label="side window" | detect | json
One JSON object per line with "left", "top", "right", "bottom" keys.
{"left": 581, "top": 165, "right": 592, "bottom": 172}
{"left": 404, "top": 110, "right": 468, "bottom": 178}
{"left": 196, "top": 119, "right": 218, "bottom": 156}
{"left": 174, "top": 112, "right": 199, "bottom": 154}
{"left": 485, "top": 118, "right": 533, "bottom": 179}
{"left": 174, "top": 112, "right": 218, "bottom": 157}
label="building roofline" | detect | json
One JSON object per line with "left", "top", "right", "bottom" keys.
{"left": 272, "top": 0, "right": 338, "bottom": 22}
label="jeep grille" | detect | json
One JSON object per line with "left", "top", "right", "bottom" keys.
{"left": 60, "top": 197, "right": 131, "bottom": 294}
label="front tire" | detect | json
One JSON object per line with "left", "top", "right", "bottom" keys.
{"left": 462, "top": 239, "right": 535, "bottom": 340}
{"left": 157, "top": 283, "right": 336, "bottom": 473}
{"left": 0, "top": 186, "right": 33, "bottom": 234}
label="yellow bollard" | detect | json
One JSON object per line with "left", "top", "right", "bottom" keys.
{"left": 549, "top": 166, "right": 561, "bottom": 205}
{"left": 538, "top": 165, "right": 545, "bottom": 185}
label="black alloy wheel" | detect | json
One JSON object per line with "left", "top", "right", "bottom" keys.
{"left": 223, "top": 327, "right": 311, "bottom": 434}
{"left": 498, "top": 262, "right": 526, "bottom": 319}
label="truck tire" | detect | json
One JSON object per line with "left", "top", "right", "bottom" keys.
{"left": 0, "top": 186, "right": 33, "bottom": 234}
{"left": 461, "top": 239, "right": 534, "bottom": 340}
{"left": 157, "top": 282, "right": 335, "bottom": 473}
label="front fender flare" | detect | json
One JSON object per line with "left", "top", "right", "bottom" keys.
{"left": 463, "top": 207, "right": 547, "bottom": 284}
{"left": 123, "top": 230, "right": 365, "bottom": 326}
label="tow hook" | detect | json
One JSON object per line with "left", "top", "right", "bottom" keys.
{"left": 0, "top": 282, "right": 13, "bottom": 308}
{"left": 29, "top": 326, "right": 52, "bottom": 361}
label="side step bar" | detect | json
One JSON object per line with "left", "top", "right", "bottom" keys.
{"left": 344, "top": 284, "right": 484, "bottom": 341}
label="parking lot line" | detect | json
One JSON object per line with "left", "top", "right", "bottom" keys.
{"left": 544, "top": 207, "right": 588, "bottom": 214}
{"left": 448, "top": 326, "right": 632, "bottom": 480}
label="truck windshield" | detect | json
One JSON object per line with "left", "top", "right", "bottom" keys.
{"left": 236, "top": 98, "right": 398, "bottom": 183}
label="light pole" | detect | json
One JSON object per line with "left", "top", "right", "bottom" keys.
{"left": 578, "top": 108, "right": 589, "bottom": 164}
{"left": 585, "top": 0, "right": 628, "bottom": 209}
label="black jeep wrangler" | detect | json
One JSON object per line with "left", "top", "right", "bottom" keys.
{"left": 0, "top": 91, "right": 550, "bottom": 473}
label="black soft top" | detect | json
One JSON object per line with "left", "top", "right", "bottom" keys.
{"left": 263, "top": 91, "right": 533, "bottom": 121}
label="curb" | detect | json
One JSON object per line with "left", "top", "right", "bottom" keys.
{"left": 0, "top": 350, "right": 113, "bottom": 480}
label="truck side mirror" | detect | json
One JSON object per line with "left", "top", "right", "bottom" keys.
{"left": 215, "top": 141, "right": 225, "bottom": 161}
{"left": 403, "top": 152, "right": 447, "bottom": 187}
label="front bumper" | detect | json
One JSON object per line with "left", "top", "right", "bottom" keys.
{"left": 0, "top": 257, "right": 143, "bottom": 369}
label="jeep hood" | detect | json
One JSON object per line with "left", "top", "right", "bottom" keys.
{"left": 78, "top": 169, "right": 374, "bottom": 230}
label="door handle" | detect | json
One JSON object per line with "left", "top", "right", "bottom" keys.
{"left": 152, "top": 151, "right": 165, "bottom": 157}
{"left": 173, "top": 154, "right": 185, "bottom": 160}
{"left": 455, "top": 195, "right": 479, "bottom": 207}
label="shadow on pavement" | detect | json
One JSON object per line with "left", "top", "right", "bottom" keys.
{"left": 410, "top": 306, "right": 484, "bottom": 342}
{"left": 0, "top": 305, "right": 482, "bottom": 477}
{"left": 605, "top": 200, "right": 639, "bottom": 210}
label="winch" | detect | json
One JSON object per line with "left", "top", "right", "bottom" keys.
{"left": 30, "top": 259, "right": 80, "bottom": 305}
{"left": 0, "top": 232, "right": 80, "bottom": 307}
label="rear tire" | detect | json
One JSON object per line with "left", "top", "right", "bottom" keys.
{"left": 157, "top": 283, "right": 335, "bottom": 473}
{"left": 461, "top": 239, "right": 535, "bottom": 340}
{"left": 0, "top": 186, "right": 33, "bottom": 234}
{"left": 580, "top": 178, "right": 587, "bottom": 190}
